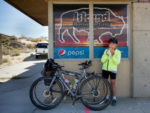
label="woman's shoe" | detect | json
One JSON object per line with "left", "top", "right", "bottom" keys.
{"left": 112, "top": 99, "right": 117, "bottom": 106}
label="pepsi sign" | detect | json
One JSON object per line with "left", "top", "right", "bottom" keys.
{"left": 58, "top": 49, "right": 66, "bottom": 56}
{"left": 54, "top": 47, "right": 89, "bottom": 59}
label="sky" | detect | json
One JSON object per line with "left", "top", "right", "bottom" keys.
{"left": 0, "top": 0, "right": 48, "bottom": 38}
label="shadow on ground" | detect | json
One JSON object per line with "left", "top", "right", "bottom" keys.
{"left": 0, "top": 60, "right": 45, "bottom": 92}
{"left": 23, "top": 55, "right": 48, "bottom": 61}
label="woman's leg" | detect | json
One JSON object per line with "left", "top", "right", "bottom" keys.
{"left": 110, "top": 72, "right": 117, "bottom": 106}
{"left": 110, "top": 79, "right": 116, "bottom": 97}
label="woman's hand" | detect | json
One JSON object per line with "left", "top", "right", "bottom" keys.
{"left": 106, "top": 49, "right": 109, "bottom": 55}
{"left": 110, "top": 49, "right": 114, "bottom": 55}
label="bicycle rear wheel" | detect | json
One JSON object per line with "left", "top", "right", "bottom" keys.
{"left": 29, "top": 77, "right": 64, "bottom": 110}
{"left": 79, "top": 75, "right": 113, "bottom": 111}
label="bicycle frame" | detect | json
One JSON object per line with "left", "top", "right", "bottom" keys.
{"left": 49, "top": 68, "right": 94, "bottom": 98}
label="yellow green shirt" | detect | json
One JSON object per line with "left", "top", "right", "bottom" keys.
{"left": 101, "top": 49, "right": 121, "bottom": 71}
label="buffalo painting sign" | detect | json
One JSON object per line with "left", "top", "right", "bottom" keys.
{"left": 54, "top": 4, "right": 128, "bottom": 59}
{"left": 94, "top": 5, "right": 128, "bottom": 58}
{"left": 54, "top": 5, "right": 89, "bottom": 59}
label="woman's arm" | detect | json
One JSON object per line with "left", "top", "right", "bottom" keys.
{"left": 112, "top": 50, "right": 121, "bottom": 65}
{"left": 101, "top": 49, "right": 109, "bottom": 64}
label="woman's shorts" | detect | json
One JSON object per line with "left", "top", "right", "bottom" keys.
{"left": 102, "top": 70, "right": 116, "bottom": 79}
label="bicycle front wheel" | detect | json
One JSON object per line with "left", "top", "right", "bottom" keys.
{"left": 79, "top": 75, "right": 113, "bottom": 111}
{"left": 29, "top": 77, "right": 64, "bottom": 110}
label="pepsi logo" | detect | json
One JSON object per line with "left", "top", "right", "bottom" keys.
{"left": 58, "top": 49, "right": 66, "bottom": 56}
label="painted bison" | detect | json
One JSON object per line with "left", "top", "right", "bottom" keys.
{"left": 58, "top": 7, "right": 125, "bottom": 44}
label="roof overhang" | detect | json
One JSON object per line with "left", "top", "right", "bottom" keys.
{"left": 5, "top": 0, "right": 48, "bottom": 26}
{"left": 5, "top": 0, "right": 131, "bottom": 26}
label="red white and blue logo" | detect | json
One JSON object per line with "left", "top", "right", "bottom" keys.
{"left": 55, "top": 47, "right": 89, "bottom": 59}
{"left": 58, "top": 49, "right": 66, "bottom": 56}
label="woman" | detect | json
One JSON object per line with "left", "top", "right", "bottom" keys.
{"left": 101, "top": 38, "right": 121, "bottom": 106}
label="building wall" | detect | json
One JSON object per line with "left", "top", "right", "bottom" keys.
{"left": 58, "top": 60, "right": 130, "bottom": 97}
{"left": 48, "top": 0, "right": 131, "bottom": 97}
{"left": 133, "top": 3, "right": 150, "bottom": 97}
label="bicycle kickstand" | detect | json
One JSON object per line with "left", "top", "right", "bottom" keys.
{"left": 72, "top": 97, "right": 80, "bottom": 106}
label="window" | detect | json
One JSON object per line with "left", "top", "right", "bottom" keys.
{"left": 36, "top": 43, "right": 48, "bottom": 48}
{"left": 94, "top": 4, "right": 128, "bottom": 58}
{"left": 53, "top": 4, "right": 129, "bottom": 59}
{"left": 53, "top": 4, "right": 89, "bottom": 59}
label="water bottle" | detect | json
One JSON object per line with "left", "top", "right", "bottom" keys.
{"left": 62, "top": 73, "right": 73, "bottom": 88}
{"left": 64, "top": 77, "right": 70, "bottom": 84}
{"left": 72, "top": 74, "right": 79, "bottom": 89}
{"left": 73, "top": 78, "right": 79, "bottom": 89}
{"left": 62, "top": 74, "right": 70, "bottom": 83}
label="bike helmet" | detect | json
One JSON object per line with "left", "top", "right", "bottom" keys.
{"left": 108, "top": 38, "right": 118, "bottom": 44}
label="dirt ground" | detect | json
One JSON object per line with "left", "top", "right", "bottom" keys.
{"left": 0, "top": 52, "right": 34, "bottom": 69}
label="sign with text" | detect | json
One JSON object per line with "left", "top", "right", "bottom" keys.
{"left": 54, "top": 47, "right": 89, "bottom": 59}
{"left": 54, "top": 5, "right": 89, "bottom": 59}
{"left": 94, "top": 5, "right": 128, "bottom": 58}
{"left": 54, "top": 4, "right": 128, "bottom": 59}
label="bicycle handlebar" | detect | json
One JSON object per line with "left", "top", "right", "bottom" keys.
{"left": 78, "top": 60, "right": 92, "bottom": 69}
{"left": 46, "top": 59, "right": 92, "bottom": 70}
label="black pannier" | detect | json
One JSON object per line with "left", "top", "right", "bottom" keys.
{"left": 41, "top": 59, "right": 56, "bottom": 86}
{"left": 41, "top": 59, "right": 56, "bottom": 77}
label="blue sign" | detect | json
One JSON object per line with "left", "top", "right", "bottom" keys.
{"left": 94, "top": 47, "right": 128, "bottom": 58}
{"left": 54, "top": 47, "right": 89, "bottom": 59}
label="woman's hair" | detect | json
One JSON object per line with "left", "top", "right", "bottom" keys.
{"left": 108, "top": 38, "right": 118, "bottom": 44}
